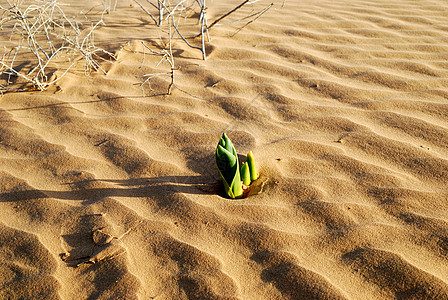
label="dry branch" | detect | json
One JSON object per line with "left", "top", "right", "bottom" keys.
{"left": 0, "top": 0, "right": 115, "bottom": 91}
{"left": 132, "top": 0, "right": 279, "bottom": 96}
{"left": 138, "top": 31, "right": 175, "bottom": 95}
{"left": 205, "top": 0, "right": 249, "bottom": 32}
{"left": 230, "top": 3, "right": 273, "bottom": 37}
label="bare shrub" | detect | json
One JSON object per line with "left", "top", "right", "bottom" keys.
{"left": 133, "top": 0, "right": 274, "bottom": 60}
{"left": 0, "top": 0, "right": 115, "bottom": 92}
{"left": 0, "top": 0, "right": 278, "bottom": 94}
{"left": 138, "top": 38, "right": 175, "bottom": 95}
{"left": 134, "top": 0, "right": 275, "bottom": 95}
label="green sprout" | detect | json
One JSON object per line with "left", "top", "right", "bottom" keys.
{"left": 216, "top": 133, "right": 243, "bottom": 198}
{"left": 246, "top": 151, "right": 259, "bottom": 181}
{"left": 215, "top": 133, "right": 259, "bottom": 199}
{"left": 241, "top": 162, "right": 251, "bottom": 186}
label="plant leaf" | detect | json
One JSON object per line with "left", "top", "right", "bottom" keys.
{"left": 247, "top": 151, "right": 258, "bottom": 181}
{"left": 215, "top": 133, "right": 243, "bottom": 198}
{"left": 241, "top": 162, "right": 251, "bottom": 186}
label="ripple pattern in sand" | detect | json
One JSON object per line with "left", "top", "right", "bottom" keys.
{"left": 1, "top": 0, "right": 448, "bottom": 299}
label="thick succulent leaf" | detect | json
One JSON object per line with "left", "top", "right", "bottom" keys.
{"left": 241, "top": 162, "right": 251, "bottom": 186}
{"left": 216, "top": 145, "right": 236, "bottom": 175}
{"left": 229, "top": 165, "right": 243, "bottom": 198}
{"left": 220, "top": 133, "right": 235, "bottom": 153}
{"left": 247, "top": 151, "right": 258, "bottom": 181}
{"left": 216, "top": 133, "right": 243, "bottom": 198}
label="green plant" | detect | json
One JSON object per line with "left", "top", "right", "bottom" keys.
{"left": 246, "top": 151, "right": 258, "bottom": 181}
{"left": 215, "top": 133, "right": 259, "bottom": 199}
{"left": 241, "top": 162, "right": 251, "bottom": 186}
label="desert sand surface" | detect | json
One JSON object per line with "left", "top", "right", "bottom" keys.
{"left": 1, "top": 0, "right": 448, "bottom": 299}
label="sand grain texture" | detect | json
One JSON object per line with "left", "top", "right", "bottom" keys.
{"left": 1, "top": 0, "right": 448, "bottom": 299}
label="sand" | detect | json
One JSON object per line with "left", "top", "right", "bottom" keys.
{"left": 1, "top": 0, "right": 448, "bottom": 299}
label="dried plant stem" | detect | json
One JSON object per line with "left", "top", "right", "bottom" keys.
{"left": 230, "top": 3, "right": 273, "bottom": 37}
{"left": 205, "top": 0, "right": 249, "bottom": 32}
{"left": 132, "top": 0, "right": 275, "bottom": 61}
{"left": 138, "top": 22, "right": 175, "bottom": 95}
{"left": 0, "top": 0, "right": 115, "bottom": 91}
{"left": 172, "top": 22, "right": 204, "bottom": 56}
{"left": 132, "top": 0, "right": 158, "bottom": 25}
{"left": 101, "top": 0, "right": 118, "bottom": 14}
{"left": 158, "top": 0, "right": 165, "bottom": 25}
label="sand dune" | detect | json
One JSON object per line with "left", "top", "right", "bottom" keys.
{"left": 1, "top": 0, "right": 448, "bottom": 299}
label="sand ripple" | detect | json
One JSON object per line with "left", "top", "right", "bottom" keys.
{"left": 1, "top": 0, "right": 448, "bottom": 298}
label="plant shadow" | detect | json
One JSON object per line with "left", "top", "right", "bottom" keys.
{"left": 0, "top": 174, "right": 222, "bottom": 205}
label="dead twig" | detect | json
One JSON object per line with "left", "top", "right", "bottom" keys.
{"left": 131, "top": 0, "right": 280, "bottom": 96}
{"left": 205, "top": 0, "right": 249, "bottom": 32}
{"left": 132, "top": 0, "right": 158, "bottom": 25}
{"left": 0, "top": 0, "right": 115, "bottom": 91}
{"left": 138, "top": 23, "right": 175, "bottom": 95}
{"left": 229, "top": 3, "right": 274, "bottom": 37}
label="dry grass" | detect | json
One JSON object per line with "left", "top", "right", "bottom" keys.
{"left": 0, "top": 0, "right": 277, "bottom": 93}
{"left": 134, "top": 0, "right": 275, "bottom": 95}
{"left": 0, "top": 0, "right": 115, "bottom": 92}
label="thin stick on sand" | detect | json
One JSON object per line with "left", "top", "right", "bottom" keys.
{"left": 230, "top": 3, "right": 273, "bottom": 37}
{"left": 205, "top": 0, "right": 249, "bottom": 32}
{"left": 138, "top": 24, "right": 175, "bottom": 95}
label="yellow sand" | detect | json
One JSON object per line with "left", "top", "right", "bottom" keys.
{"left": 1, "top": 0, "right": 448, "bottom": 299}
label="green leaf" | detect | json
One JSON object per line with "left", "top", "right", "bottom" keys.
{"left": 216, "top": 144, "right": 236, "bottom": 184}
{"left": 241, "top": 162, "right": 251, "bottom": 186}
{"left": 215, "top": 133, "right": 243, "bottom": 198}
{"left": 247, "top": 151, "right": 258, "bottom": 181}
